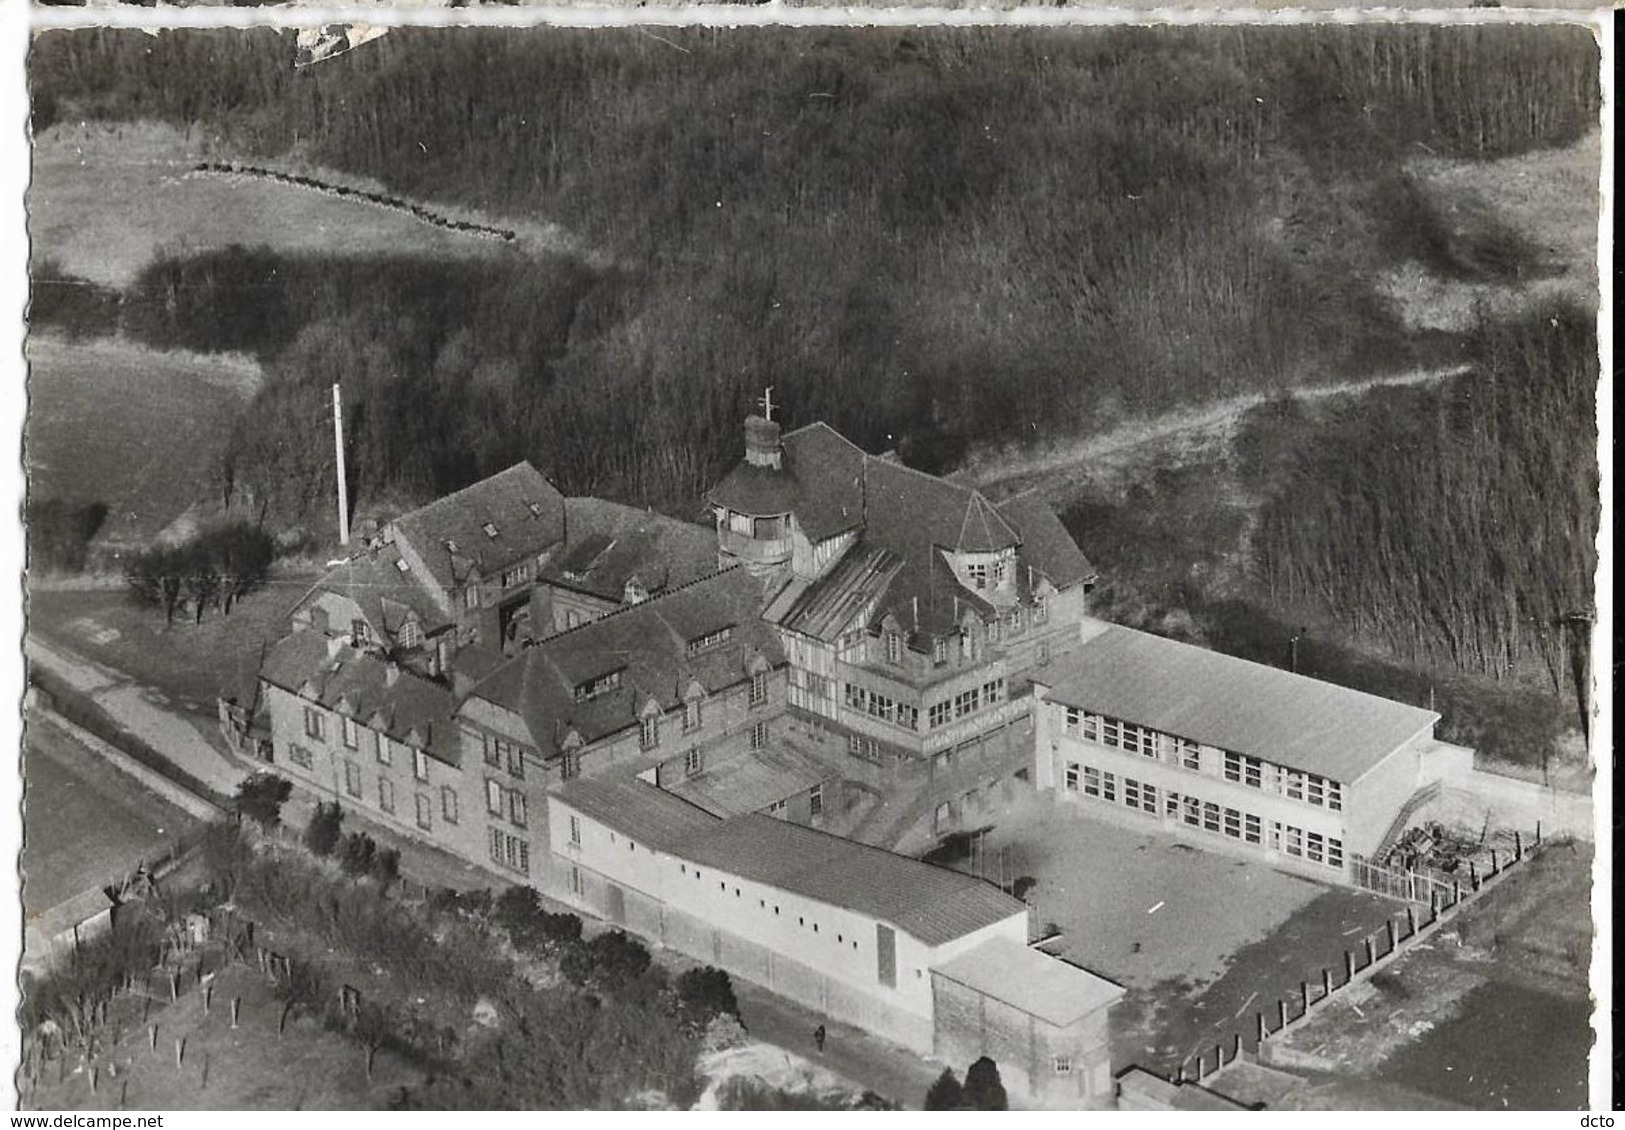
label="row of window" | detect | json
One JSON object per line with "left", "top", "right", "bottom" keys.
{"left": 843, "top": 684, "right": 921, "bottom": 731}
{"left": 489, "top": 827, "right": 530, "bottom": 875}
{"left": 486, "top": 779, "right": 528, "bottom": 829}
{"left": 927, "top": 678, "right": 1007, "bottom": 730}
{"left": 481, "top": 732, "right": 526, "bottom": 779}
{"left": 292, "top": 746, "right": 459, "bottom": 829}
{"left": 1063, "top": 760, "right": 1344, "bottom": 870}
{"left": 674, "top": 858, "right": 853, "bottom": 945}
{"left": 638, "top": 677, "right": 770, "bottom": 751}
{"left": 1062, "top": 707, "right": 1343, "bottom": 810}
{"left": 305, "top": 706, "right": 435, "bottom": 783}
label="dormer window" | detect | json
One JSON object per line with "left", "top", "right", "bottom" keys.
{"left": 967, "top": 561, "right": 989, "bottom": 590}
{"left": 445, "top": 539, "right": 460, "bottom": 554}
{"left": 885, "top": 632, "right": 904, "bottom": 665}
{"left": 527, "top": 502, "right": 544, "bottom": 518}
{"left": 482, "top": 522, "right": 499, "bottom": 539}
{"left": 685, "top": 627, "right": 733, "bottom": 657}
{"left": 574, "top": 670, "right": 623, "bottom": 702}
{"left": 639, "top": 715, "right": 660, "bottom": 751}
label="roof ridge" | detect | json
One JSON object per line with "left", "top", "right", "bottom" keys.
{"left": 395, "top": 462, "right": 554, "bottom": 527}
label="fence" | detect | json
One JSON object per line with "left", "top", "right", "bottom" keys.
{"left": 1350, "top": 825, "right": 1537, "bottom": 906}
{"left": 1166, "top": 828, "right": 1543, "bottom": 1088}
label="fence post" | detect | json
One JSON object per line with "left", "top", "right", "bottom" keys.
{"left": 1405, "top": 907, "right": 1417, "bottom": 939}
{"left": 1489, "top": 848, "right": 1499, "bottom": 876}
{"left": 1385, "top": 920, "right": 1397, "bottom": 955}
{"left": 1535, "top": 821, "right": 1541, "bottom": 846}
{"left": 1514, "top": 831, "right": 1523, "bottom": 860}
{"left": 1344, "top": 950, "right": 1355, "bottom": 982}
{"left": 1276, "top": 999, "right": 1287, "bottom": 1031}
{"left": 1321, "top": 967, "right": 1332, "bottom": 998}
{"left": 1256, "top": 1012, "right": 1266, "bottom": 1045}
{"left": 1300, "top": 980, "right": 1310, "bottom": 1015}
{"left": 1452, "top": 879, "right": 1461, "bottom": 905}
{"left": 231, "top": 997, "right": 241, "bottom": 1029}
{"left": 1233, "top": 1033, "right": 1243, "bottom": 1061}
{"left": 149, "top": 1024, "right": 158, "bottom": 1053}
{"left": 1469, "top": 860, "right": 1479, "bottom": 890}
{"left": 175, "top": 1037, "right": 185, "bottom": 1070}
{"left": 1364, "top": 937, "right": 1375, "bottom": 968}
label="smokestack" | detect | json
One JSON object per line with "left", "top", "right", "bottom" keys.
{"left": 744, "top": 416, "right": 782, "bottom": 470}
{"left": 333, "top": 383, "right": 351, "bottom": 547}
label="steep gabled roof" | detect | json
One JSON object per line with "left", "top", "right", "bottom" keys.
{"left": 997, "top": 491, "right": 1097, "bottom": 590}
{"left": 543, "top": 498, "right": 718, "bottom": 601}
{"left": 676, "top": 813, "right": 1027, "bottom": 947}
{"left": 259, "top": 631, "right": 460, "bottom": 764}
{"left": 461, "top": 567, "right": 783, "bottom": 759}
{"left": 288, "top": 541, "right": 452, "bottom": 638}
{"left": 1043, "top": 623, "right": 1440, "bottom": 783}
{"left": 389, "top": 463, "right": 566, "bottom": 594}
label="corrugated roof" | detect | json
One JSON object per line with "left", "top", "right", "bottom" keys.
{"left": 666, "top": 742, "right": 834, "bottom": 817}
{"left": 772, "top": 542, "right": 903, "bottom": 642}
{"left": 933, "top": 937, "right": 1124, "bottom": 1027}
{"left": 1043, "top": 624, "right": 1439, "bottom": 783}
{"left": 463, "top": 567, "right": 783, "bottom": 759}
{"left": 676, "top": 814, "right": 1026, "bottom": 947}
{"left": 258, "top": 631, "right": 461, "bottom": 766}
{"left": 390, "top": 463, "right": 566, "bottom": 594}
{"left": 553, "top": 777, "right": 721, "bottom": 852}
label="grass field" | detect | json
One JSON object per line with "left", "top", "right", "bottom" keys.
{"left": 22, "top": 718, "right": 202, "bottom": 916}
{"left": 29, "top": 122, "right": 556, "bottom": 290}
{"left": 25, "top": 334, "right": 260, "bottom": 550}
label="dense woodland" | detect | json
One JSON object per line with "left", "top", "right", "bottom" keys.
{"left": 1249, "top": 303, "right": 1598, "bottom": 697}
{"left": 30, "top": 25, "right": 1599, "bottom": 518}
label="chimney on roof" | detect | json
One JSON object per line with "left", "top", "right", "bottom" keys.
{"left": 744, "top": 415, "right": 782, "bottom": 470}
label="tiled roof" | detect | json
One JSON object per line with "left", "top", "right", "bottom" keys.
{"left": 666, "top": 742, "right": 834, "bottom": 818}
{"left": 390, "top": 463, "right": 566, "bottom": 594}
{"left": 544, "top": 498, "right": 718, "bottom": 601}
{"left": 706, "top": 423, "right": 867, "bottom": 541}
{"left": 552, "top": 776, "right": 721, "bottom": 852}
{"left": 996, "top": 492, "right": 1097, "bottom": 590}
{"left": 259, "top": 631, "right": 461, "bottom": 765}
{"left": 463, "top": 567, "right": 783, "bottom": 759}
{"left": 862, "top": 458, "right": 1019, "bottom": 557}
{"left": 1042, "top": 623, "right": 1439, "bottom": 783}
{"left": 676, "top": 814, "right": 1027, "bottom": 947}
{"left": 290, "top": 541, "right": 452, "bottom": 638}
{"left": 932, "top": 937, "right": 1124, "bottom": 1027}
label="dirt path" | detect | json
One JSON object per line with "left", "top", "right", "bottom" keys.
{"left": 958, "top": 363, "right": 1471, "bottom": 504}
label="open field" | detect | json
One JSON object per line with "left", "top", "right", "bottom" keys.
{"left": 1264, "top": 841, "right": 1592, "bottom": 1109}
{"left": 29, "top": 122, "right": 559, "bottom": 290}
{"left": 29, "top": 567, "right": 315, "bottom": 716}
{"left": 25, "top": 335, "right": 260, "bottom": 550}
{"left": 21, "top": 718, "right": 203, "bottom": 917}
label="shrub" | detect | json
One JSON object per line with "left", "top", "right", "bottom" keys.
{"left": 371, "top": 846, "right": 402, "bottom": 888}
{"left": 963, "top": 1057, "right": 1007, "bottom": 1110}
{"left": 304, "top": 801, "right": 345, "bottom": 857}
{"left": 339, "top": 831, "right": 378, "bottom": 878}
{"left": 675, "top": 966, "right": 739, "bottom": 1025}
{"left": 924, "top": 1068, "right": 963, "bottom": 1111}
{"left": 235, "top": 772, "right": 293, "bottom": 830}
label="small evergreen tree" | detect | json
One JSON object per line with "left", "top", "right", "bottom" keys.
{"left": 339, "top": 831, "right": 378, "bottom": 878}
{"left": 924, "top": 1068, "right": 963, "bottom": 1110}
{"left": 304, "top": 801, "right": 345, "bottom": 857}
{"left": 963, "top": 1057, "right": 1007, "bottom": 1111}
{"left": 370, "top": 846, "right": 401, "bottom": 888}
{"left": 676, "top": 966, "right": 739, "bottom": 1024}
{"left": 234, "top": 772, "right": 293, "bottom": 830}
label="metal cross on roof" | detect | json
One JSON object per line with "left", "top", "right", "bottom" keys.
{"left": 759, "top": 386, "right": 775, "bottom": 422}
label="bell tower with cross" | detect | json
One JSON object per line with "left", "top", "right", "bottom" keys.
{"left": 744, "top": 386, "right": 783, "bottom": 470}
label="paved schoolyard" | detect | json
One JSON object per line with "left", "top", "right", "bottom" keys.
{"left": 967, "top": 793, "right": 1328, "bottom": 991}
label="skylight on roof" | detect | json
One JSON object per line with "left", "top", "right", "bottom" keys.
{"left": 445, "top": 539, "right": 460, "bottom": 554}
{"left": 482, "top": 522, "right": 500, "bottom": 538}
{"left": 394, "top": 559, "right": 411, "bottom": 573}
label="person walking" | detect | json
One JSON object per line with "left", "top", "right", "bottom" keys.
{"left": 814, "top": 1024, "right": 826, "bottom": 1053}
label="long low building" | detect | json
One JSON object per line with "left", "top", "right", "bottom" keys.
{"left": 548, "top": 776, "right": 1123, "bottom": 1105}
{"left": 1034, "top": 621, "right": 1444, "bottom": 881}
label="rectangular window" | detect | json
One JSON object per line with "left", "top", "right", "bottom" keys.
{"left": 415, "top": 793, "right": 432, "bottom": 830}
{"left": 506, "top": 746, "right": 524, "bottom": 780}
{"left": 343, "top": 760, "right": 362, "bottom": 798}
{"left": 441, "top": 786, "right": 459, "bottom": 824}
{"left": 982, "top": 678, "right": 1005, "bottom": 705}
{"left": 639, "top": 716, "right": 660, "bottom": 751}
{"left": 845, "top": 683, "right": 866, "bottom": 711}
{"left": 1307, "top": 776, "right": 1325, "bottom": 807}
{"left": 342, "top": 716, "right": 359, "bottom": 750}
{"left": 1064, "top": 762, "right": 1081, "bottom": 791}
{"left": 1053, "top": 1055, "right": 1072, "bottom": 1074}
{"left": 1327, "top": 838, "right": 1344, "bottom": 869}
{"left": 1244, "top": 813, "right": 1262, "bottom": 844}
{"left": 289, "top": 744, "right": 312, "bottom": 769}
{"left": 574, "top": 670, "right": 623, "bottom": 703}
{"left": 1286, "top": 826, "right": 1304, "bottom": 857}
{"left": 414, "top": 748, "right": 431, "bottom": 783}
{"left": 560, "top": 752, "right": 579, "bottom": 781}
{"left": 683, "top": 698, "right": 702, "bottom": 733}
{"left": 378, "top": 777, "right": 395, "bottom": 814}
{"left": 489, "top": 827, "right": 504, "bottom": 864}
{"left": 1120, "top": 723, "right": 1144, "bottom": 756}
{"left": 897, "top": 704, "right": 919, "bottom": 731}
{"left": 374, "top": 733, "right": 391, "bottom": 766}
{"left": 749, "top": 672, "right": 769, "bottom": 707}
{"left": 464, "top": 587, "right": 480, "bottom": 611}
{"left": 1176, "top": 738, "right": 1200, "bottom": 771}
{"left": 1224, "top": 751, "right": 1242, "bottom": 782}
{"left": 809, "top": 784, "right": 823, "bottom": 818}
{"left": 928, "top": 701, "right": 952, "bottom": 729}
{"left": 1033, "top": 596, "right": 1049, "bottom": 623}
{"left": 1141, "top": 782, "right": 1158, "bottom": 813}
{"left": 483, "top": 734, "right": 501, "bottom": 768}
{"left": 966, "top": 561, "right": 989, "bottom": 589}
{"left": 1101, "top": 772, "right": 1116, "bottom": 803}
{"left": 1183, "top": 796, "right": 1201, "bottom": 826}
{"left": 486, "top": 779, "right": 504, "bottom": 816}
{"left": 1223, "top": 807, "right": 1242, "bottom": 839}
{"left": 684, "top": 748, "right": 704, "bottom": 776}
{"left": 569, "top": 865, "right": 583, "bottom": 896}
{"left": 1166, "top": 791, "right": 1181, "bottom": 819}
{"left": 1124, "top": 778, "right": 1141, "bottom": 809}
{"left": 568, "top": 814, "right": 582, "bottom": 845}
{"left": 303, "top": 706, "right": 326, "bottom": 742}
{"left": 1306, "top": 830, "right": 1325, "bottom": 864}
{"left": 685, "top": 627, "right": 733, "bottom": 656}
{"left": 954, "top": 688, "right": 981, "bottom": 718}
{"left": 1064, "top": 707, "right": 1082, "bottom": 734}
{"left": 932, "top": 637, "right": 949, "bottom": 665}
{"left": 751, "top": 721, "right": 768, "bottom": 751}
{"left": 1082, "top": 765, "right": 1101, "bottom": 797}
{"left": 767, "top": 799, "right": 787, "bottom": 819}
{"left": 886, "top": 632, "right": 904, "bottom": 664}
{"left": 1285, "top": 770, "right": 1305, "bottom": 801}
{"left": 509, "top": 791, "right": 527, "bottom": 828}
{"left": 1327, "top": 782, "right": 1343, "bottom": 812}
{"left": 1244, "top": 758, "right": 1263, "bottom": 789}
